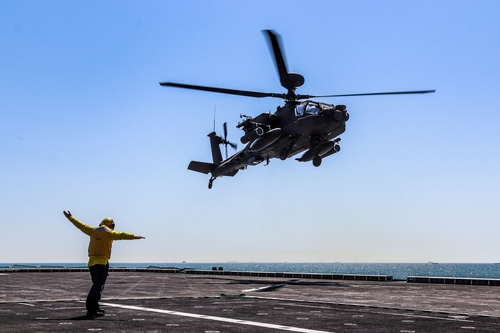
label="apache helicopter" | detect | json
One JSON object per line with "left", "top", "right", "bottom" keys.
{"left": 160, "top": 30, "right": 435, "bottom": 189}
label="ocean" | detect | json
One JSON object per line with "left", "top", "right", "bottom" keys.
{"left": 2, "top": 262, "right": 500, "bottom": 281}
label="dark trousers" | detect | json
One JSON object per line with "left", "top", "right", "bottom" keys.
{"left": 86, "top": 263, "right": 109, "bottom": 314}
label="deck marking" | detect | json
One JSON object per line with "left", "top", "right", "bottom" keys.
{"left": 371, "top": 310, "right": 475, "bottom": 322}
{"left": 99, "top": 302, "right": 333, "bottom": 333}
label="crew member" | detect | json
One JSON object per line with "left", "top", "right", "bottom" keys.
{"left": 63, "top": 211, "right": 145, "bottom": 317}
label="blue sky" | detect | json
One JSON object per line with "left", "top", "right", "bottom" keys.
{"left": 1, "top": 1, "right": 499, "bottom": 263}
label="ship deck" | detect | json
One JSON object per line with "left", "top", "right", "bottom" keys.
{"left": 1, "top": 269, "right": 500, "bottom": 332}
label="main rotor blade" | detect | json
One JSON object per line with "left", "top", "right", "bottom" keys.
{"left": 160, "top": 82, "right": 285, "bottom": 99}
{"left": 310, "top": 89, "right": 436, "bottom": 98}
{"left": 263, "top": 30, "right": 291, "bottom": 91}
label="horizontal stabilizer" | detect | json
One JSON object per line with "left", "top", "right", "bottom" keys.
{"left": 188, "top": 161, "right": 215, "bottom": 174}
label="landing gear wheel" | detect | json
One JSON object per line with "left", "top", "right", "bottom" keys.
{"left": 208, "top": 177, "right": 215, "bottom": 189}
{"left": 312, "top": 156, "right": 322, "bottom": 167}
{"left": 279, "top": 148, "right": 288, "bottom": 160}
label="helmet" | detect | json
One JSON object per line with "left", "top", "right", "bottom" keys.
{"left": 100, "top": 217, "right": 115, "bottom": 229}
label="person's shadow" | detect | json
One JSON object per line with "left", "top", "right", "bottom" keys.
{"left": 68, "top": 315, "right": 95, "bottom": 320}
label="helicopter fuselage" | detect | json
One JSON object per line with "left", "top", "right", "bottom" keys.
{"left": 250, "top": 101, "right": 347, "bottom": 160}
{"left": 189, "top": 100, "right": 349, "bottom": 188}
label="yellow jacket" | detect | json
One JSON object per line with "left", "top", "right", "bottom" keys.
{"left": 68, "top": 216, "right": 137, "bottom": 267}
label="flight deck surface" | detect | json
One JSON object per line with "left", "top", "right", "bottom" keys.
{"left": 1, "top": 270, "right": 499, "bottom": 332}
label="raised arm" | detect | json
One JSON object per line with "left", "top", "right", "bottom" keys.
{"left": 63, "top": 210, "right": 94, "bottom": 236}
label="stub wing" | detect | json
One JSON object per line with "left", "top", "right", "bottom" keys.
{"left": 188, "top": 161, "right": 215, "bottom": 174}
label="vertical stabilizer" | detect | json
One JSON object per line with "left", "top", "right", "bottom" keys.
{"left": 208, "top": 132, "right": 223, "bottom": 165}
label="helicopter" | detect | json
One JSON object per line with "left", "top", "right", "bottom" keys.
{"left": 160, "top": 30, "right": 435, "bottom": 189}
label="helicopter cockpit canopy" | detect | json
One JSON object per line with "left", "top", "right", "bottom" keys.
{"left": 295, "top": 101, "right": 334, "bottom": 116}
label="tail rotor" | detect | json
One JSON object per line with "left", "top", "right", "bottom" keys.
{"left": 221, "top": 122, "right": 238, "bottom": 158}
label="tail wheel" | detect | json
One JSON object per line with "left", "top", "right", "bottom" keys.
{"left": 208, "top": 177, "right": 215, "bottom": 189}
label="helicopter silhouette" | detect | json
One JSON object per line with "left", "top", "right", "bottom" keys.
{"left": 160, "top": 30, "right": 435, "bottom": 189}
